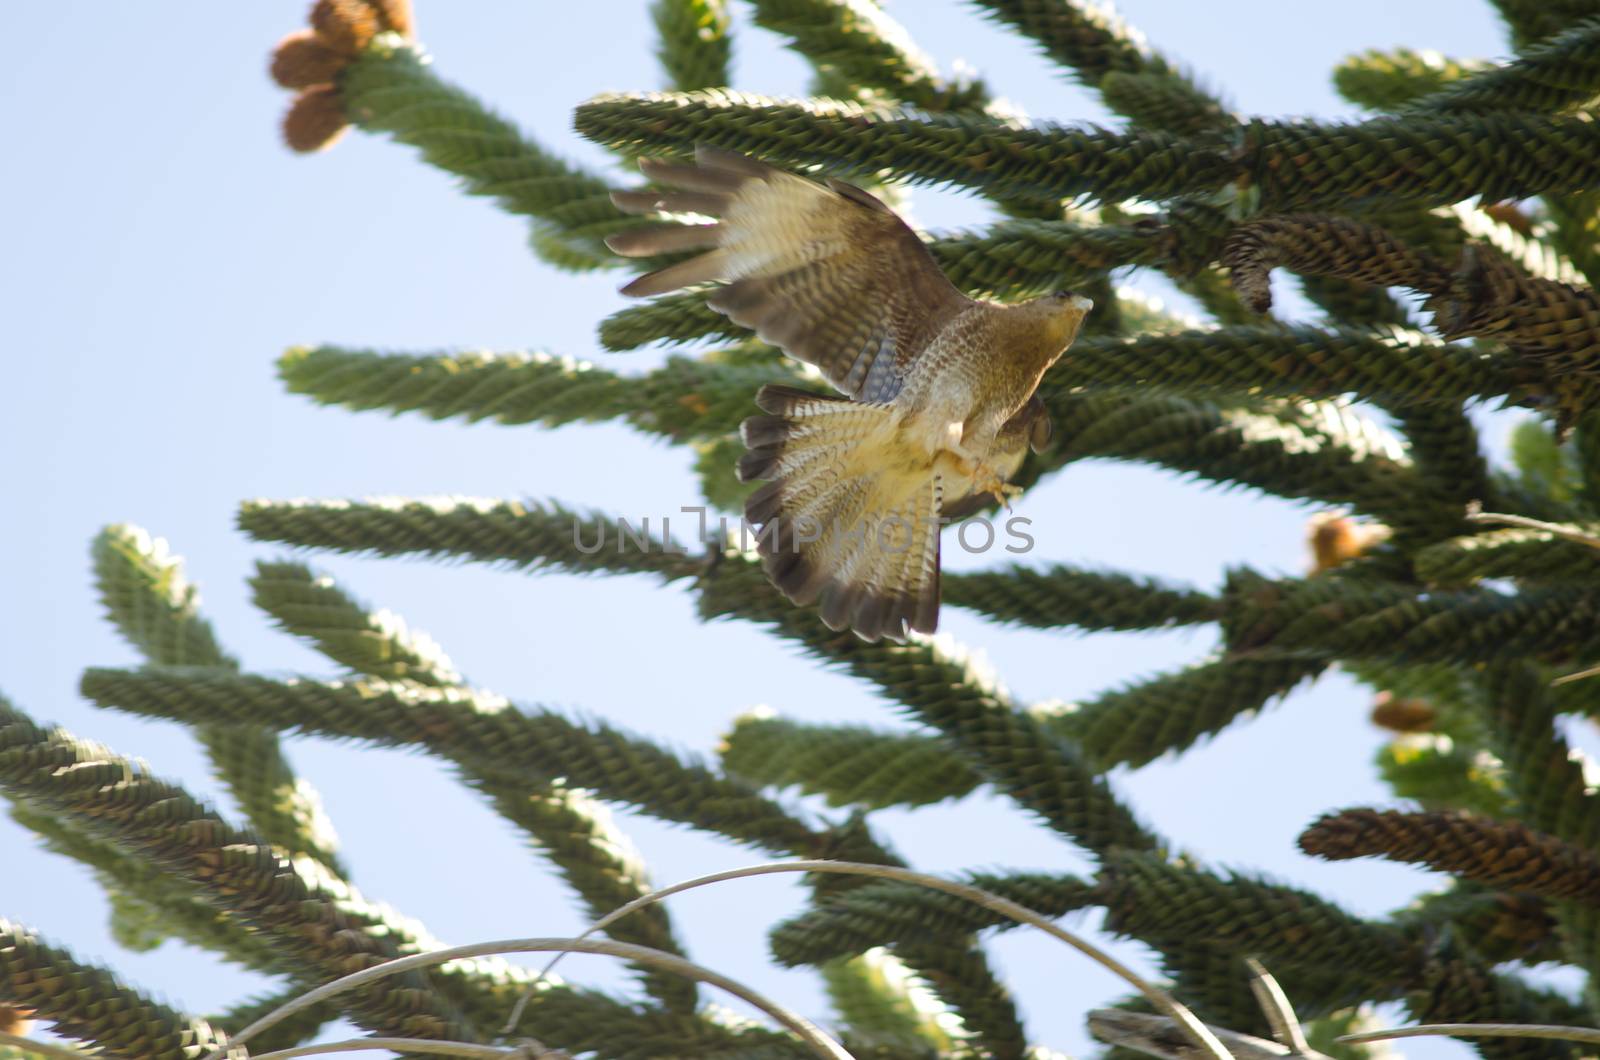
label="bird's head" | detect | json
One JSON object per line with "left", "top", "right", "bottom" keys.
{"left": 1029, "top": 289, "right": 1094, "bottom": 351}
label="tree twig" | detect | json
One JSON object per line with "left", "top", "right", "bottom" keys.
{"left": 1244, "top": 957, "right": 1312, "bottom": 1056}
{"left": 0, "top": 1031, "right": 91, "bottom": 1060}
{"left": 1339, "top": 1022, "right": 1600, "bottom": 1046}
{"left": 1463, "top": 506, "right": 1600, "bottom": 549}
{"left": 1088, "top": 1009, "right": 1333, "bottom": 1060}
{"left": 203, "top": 938, "right": 853, "bottom": 1060}
{"left": 249, "top": 1039, "right": 524, "bottom": 1059}
{"left": 504, "top": 859, "right": 1232, "bottom": 1060}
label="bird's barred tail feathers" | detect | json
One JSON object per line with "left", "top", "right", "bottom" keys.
{"left": 738, "top": 384, "right": 942, "bottom": 642}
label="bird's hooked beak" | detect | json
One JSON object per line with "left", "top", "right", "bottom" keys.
{"left": 1050, "top": 292, "right": 1093, "bottom": 350}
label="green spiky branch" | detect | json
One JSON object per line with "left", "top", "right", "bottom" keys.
{"left": 338, "top": 42, "right": 629, "bottom": 271}
{"left": 80, "top": 667, "right": 826, "bottom": 858}
{"left": 1301, "top": 807, "right": 1600, "bottom": 904}
{"left": 770, "top": 872, "right": 1098, "bottom": 965}
{"left": 278, "top": 344, "right": 800, "bottom": 444}
{"left": 1406, "top": 17, "right": 1600, "bottom": 114}
{"left": 942, "top": 565, "right": 1220, "bottom": 631}
{"left": 1052, "top": 656, "right": 1327, "bottom": 769}
{"left": 247, "top": 559, "right": 698, "bottom": 1013}
{"left": 1047, "top": 392, "right": 1450, "bottom": 539}
{"left": 720, "top": 715, "right": 982, "bottom": 809}
{"left": 1407, "top": 936, "right": 1588, "bottom": 1060}
{"left": 747, "top": 0, "right": 987, "bottom": 111}
{"left": 237, "top": 497, "right": 1163, "bottom": 856}
{"left": 1414, "top": 526, "right": 1600, "bottom": 584}
{"left": 723, "top": 655, "right": 1326, "bottom": 806}
{"left": 250, "top": 559, "right": 464, "bottom": 686}
{"left": 1098, "top": 851, "right": 1422, "bottom": 986}
{"left": 967, "top": 0, "right": 1230, "bottom": 135}
{"left": 1474, "top": 664, "right": 1600, "bottom": 1004}
{"left": 0, "top": 918, "right": 227, "bottom": 1059}
{"left": 818, "top": 949, "right": 952, "bottom": 1057}
{"left": 1335, "top": 49, "right": 1487, "bottom": 112}
{"left": 91, "top": 525, "right": 347, "bottom": 876}
{"left": 1042, "top": 326, "right": 1521, "bottom": 407}
{"left": 75, "top": 600, "right": 1030, "bottom": 1050}
{"left": 1491, "top": 0, "right": 1600, "bottom": 52}
{"left": 1389, "top": 401, "right": 1496, "bottom": 529}
{"left": 576, "top": 90, "right": 1230, "bottom": 208}
{"left": 1223, "top": 572, "right": 1600, "bottom": 664}
{"left": 4, "top": 686, "right": 804, "bottom": 1057}
{"left": 1396, "top": 886, "right": 1561, "bottom": 967}
{"left": 1221, "top": 217, "right": 1600, "bottom": 413}
{"left": 0, "top": 697, "right": 483, "bottom": 1044}
{"left": 967, "top": 0, "right": 1253, "bottom": 316}
{"left": 575, "top": 90, "right": 1600, "bottom": 211}
{"left": 652, "top": 0, "right": 732, "bottom": 91}
{"left": 208, "top": 985, "right": 344, "bottom": 1057}
{"left": 7, "top": 804, "right": 290, "bottom": 976}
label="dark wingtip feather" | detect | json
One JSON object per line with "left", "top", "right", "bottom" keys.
{"left": 738, "top": 448, "right": 780, "bottom": 483}
{"left": 616, "top": 250, "right": 728, "bottom": 297}
{"left": 739, "top": 414, "right": 790, "bottom": 449}
{"left": 911, "top": 566, "right": 940, "bottom": 635}
{"left": 605, "top": 223, "right": 721, "bottom": 258}
{"left": 819, "top": 580, "right": 863, "bottom": 632}
{"left": 825, "top": 176, "right": 893, "bottom": 214}
{"left": 745, "top": 479, "right": 785, "bottom": 526}
{"left": 851, "top": 591, "right": 890, "bottom": 643}
{"left": 765, "top": 543, "right": 823, "bottom": 606}
{"left": 610, "top": 188, "right": 665, "bottom": 215}
{"left": 639, "top": 155, "right": 746, "bottom": 193}
{"left": 754, "top": 383, "right": 837, "bottom": 414}
{"left": 695, "top": 144, "right": 775, "bottom": 178}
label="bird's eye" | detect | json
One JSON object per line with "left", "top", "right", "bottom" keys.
{"left": 1052, "top": 289, "right": 1076, "bottom": 299}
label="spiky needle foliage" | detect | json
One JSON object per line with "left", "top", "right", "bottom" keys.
{"left": 15, "top": 1, "right": 1600, "bottom": 1057}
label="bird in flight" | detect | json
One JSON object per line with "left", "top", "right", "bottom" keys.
{"left": 607, "top": 147, "right": 1091, "bottom": 643}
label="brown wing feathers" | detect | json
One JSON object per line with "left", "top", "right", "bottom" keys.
{"left": 606, "top": 146, "right": 969, "bottom": 403}
{"left": 608, "top": 149, "right": 961, "bottom": 641}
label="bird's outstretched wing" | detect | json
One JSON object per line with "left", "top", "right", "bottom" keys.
{"left": 607, "top": 146, "right": 970, "bottom": 403}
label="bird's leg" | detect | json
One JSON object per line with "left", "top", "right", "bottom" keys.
{"left": 980, "top": 474, "right": 1024, "bottom": 511}
{"left": 941, "top": 426, "right": 1022, "bottom": 510}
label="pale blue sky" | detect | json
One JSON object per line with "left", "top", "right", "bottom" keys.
{"left": 0, "top": 2, "right": 1544, "bottom": 1057}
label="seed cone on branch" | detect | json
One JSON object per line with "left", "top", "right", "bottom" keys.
{"left": 270, "top": 0, "right": 417, "bottom": 153}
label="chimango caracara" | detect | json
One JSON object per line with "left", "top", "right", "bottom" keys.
{"left": 608, "top": 147, "right": 1091, "bottom": 642}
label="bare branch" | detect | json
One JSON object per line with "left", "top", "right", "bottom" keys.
{"left": 250, "top": 1039, "right": 524, "bottom": 1059}
{"left": 206, "top": 937, "right": 853, "bottom": 1060}
{"left": 1244, "top": 957, "right": 1312, "bottom": 1056}
{"left": 1088, "top": 1009, "right": 1333, "bottom": 1060}
{"left": 1340, "top": 1022, "right": 1600, "bottom": 1047}
{"left": 506, "top": 859, "right": 1231, "bottom": 1060}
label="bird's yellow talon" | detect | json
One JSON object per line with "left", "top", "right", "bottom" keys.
{"left": 974, "top": 469, "right": 1022, "bottom": 510}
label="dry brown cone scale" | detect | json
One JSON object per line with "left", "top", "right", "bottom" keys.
{"left": 0, "top": 1005, "right": 35, "bottom": 1038}
{"left": 1370, "top": 690, "right": 1437, "bottom": 734}
{"left": 1306, "top": 510, "right": 1391, "bottom": 574}
{"left": 270, "top": 0, "right": 415, "bottom": 152}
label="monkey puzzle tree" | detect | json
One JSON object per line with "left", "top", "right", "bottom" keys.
{"left": 7, "top": 1, "right": 1600, "bottom": 1058}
